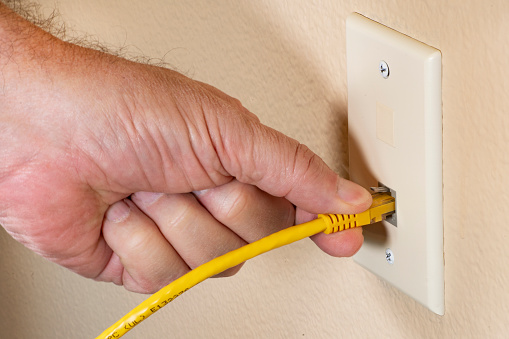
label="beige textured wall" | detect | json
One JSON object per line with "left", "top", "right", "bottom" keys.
{"left": 1, "top": 0, "right": 508, "bottom": 338}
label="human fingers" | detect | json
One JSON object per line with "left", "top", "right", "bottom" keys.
{"left": 214, "top": 117, "right": 372, "bottom": 215}
{"left": 131, "top": 191, "right": 246, "bottom": 277}
{"left": 179, "top": 80, "right": 372, "bottom": 213}
{"left": 99, "top": 199, "right": 191, "bottom": 293}
{"left": 210, "top": 112, "right": 370, "bottom": 255}
{"left": 193, "top": 180, "right": 295, "bottom": 243}
{"left": 193, "top": 178, "right": 361, "bottom": 258}
{"left": 176, "top": 80, "right": 369, "bottom": 255}
{"left": 151, "top": 78, "right": 368, "bottom": 255}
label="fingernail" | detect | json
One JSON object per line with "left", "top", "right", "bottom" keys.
{"left": 133, "top": 192, "right": 164, "bottom": 207}
{"left": 337, "top": 179, "right": 372, "bottom": 206}
{"left": 106, "top": 200, "right": 131, "bottom": 223}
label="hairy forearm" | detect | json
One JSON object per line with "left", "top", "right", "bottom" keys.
{"left": 0, "top": 4, "right": 47, "bottom": 59}
{"left": 0, "top": 3, "right": 73, "bottom": 93}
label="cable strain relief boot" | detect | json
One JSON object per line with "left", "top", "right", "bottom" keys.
{"left": 318, "top": 212, "right": 368, "bottom": 234}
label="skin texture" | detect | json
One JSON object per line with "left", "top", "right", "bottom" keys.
{"left": 0, "top": 4, "right": 372, "bottom": 294}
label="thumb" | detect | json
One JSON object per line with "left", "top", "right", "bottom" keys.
{"left": 218, "top": 120, "right": 372, "bottom": 215}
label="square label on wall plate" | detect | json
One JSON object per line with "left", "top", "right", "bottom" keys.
{"left": 347, "top": 13, "right": 444, "bottom": 315}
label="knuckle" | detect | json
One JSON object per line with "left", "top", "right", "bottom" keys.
{"left": 122, "top": 228, "right": 152, "bottom": 253}
{"left": 164, "top": 197, "right": 197, "bottom": 230}
{"left": 216, "top": 185, "right": 251, "bottom": 223}
{"left": 292, "top": 144, "right": 324, "bottom": 185}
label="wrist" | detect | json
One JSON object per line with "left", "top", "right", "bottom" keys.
{"left": 0, "top": 4, "right": 76, "bottom": 176}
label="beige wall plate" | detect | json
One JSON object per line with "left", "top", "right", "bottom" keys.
{"left": 347, "top": 13, "right": 444, "bottom": 315}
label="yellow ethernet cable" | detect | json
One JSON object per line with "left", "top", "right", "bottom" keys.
{"left": 96, "top": 192, "right": 395, "bottom": 339}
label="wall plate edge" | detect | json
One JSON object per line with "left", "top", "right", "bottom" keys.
{"left": 347, "top": 13, "right": 444, "bottom": 315}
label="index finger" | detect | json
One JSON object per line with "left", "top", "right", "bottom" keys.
{"left": 216, "top": 119, "right": 372, "bottom": 215}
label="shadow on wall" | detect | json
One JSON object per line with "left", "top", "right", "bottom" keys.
{"left": 0, "top": 228, "right": 19, "bottom": 332}
{"left": 237, "top": 2, "right": 350, "bottom": 174}
{"left": 0, "top": 227, "right": 41, "bottom": 336}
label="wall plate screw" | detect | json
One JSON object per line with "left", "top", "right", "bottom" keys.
{"left": 385, "top": 248, "right": 394, "bottom": 264}
{"left": 379, "top": 60, "right": 390, "bottom": 78}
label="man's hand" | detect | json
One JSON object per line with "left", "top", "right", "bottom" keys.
{"left": 0, "top": 4, "right": 371, "bottom": 293}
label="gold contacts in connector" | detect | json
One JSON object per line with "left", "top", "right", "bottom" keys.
{"left": 371, "top": 184, "right": 397, "bottom": 227}
{"left": 367, "top": 192, "right": 396, "bottom": 224}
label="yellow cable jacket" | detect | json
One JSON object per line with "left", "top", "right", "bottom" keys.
{"left": 96, "top": 218, "right": 327, "bottom": 339}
